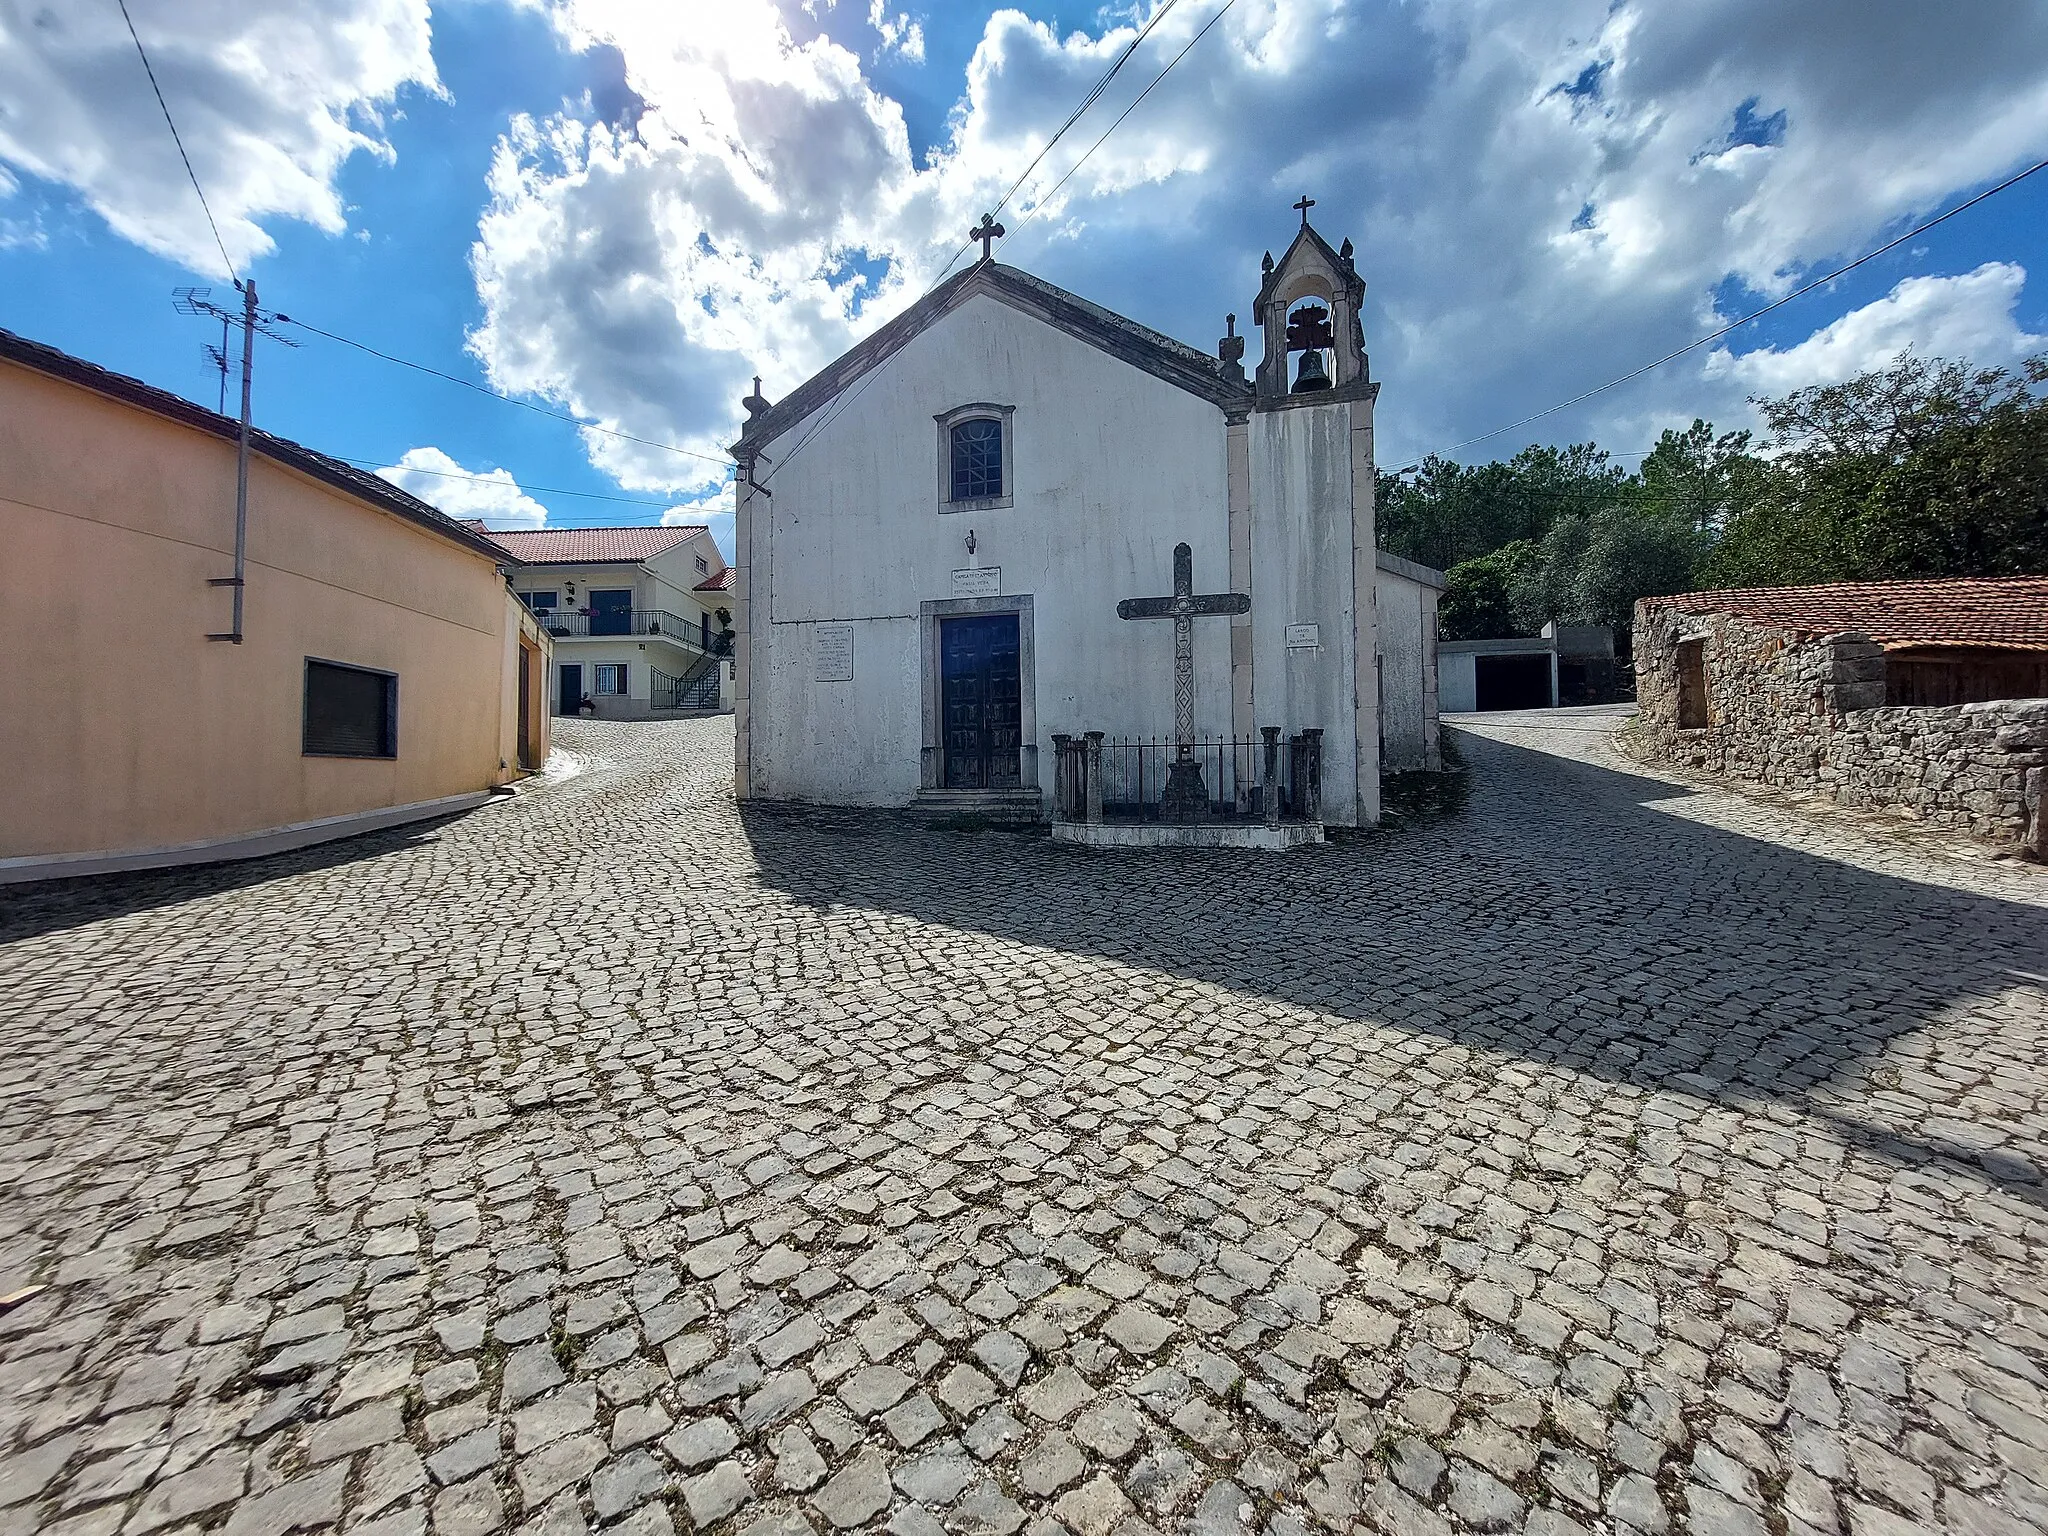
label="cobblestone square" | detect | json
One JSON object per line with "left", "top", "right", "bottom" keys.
{"left": 2, "top": 710, "right": 2044, "bottom": 1536}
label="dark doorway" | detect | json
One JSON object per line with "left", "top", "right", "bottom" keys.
{"left": 941, "top": 614, "right": 1022, "bottom": 789}
{"left": 518, "top": 646, "right": 534, "bottom": 768}
{"left": 1676, "top": 640, "right": 1709, "bottom": 728}
{"left": 590, "top": 589, "right": 633, "bottom": 636}
{"left": 558, "top": 663, "right": 582, "bottom": 715}
{"left": 1474, "top": 653, "right": 1553, "bottom": 710}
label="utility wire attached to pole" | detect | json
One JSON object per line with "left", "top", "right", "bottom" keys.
{"left": 117, "top": 0, "right": 237, "bottom": 287}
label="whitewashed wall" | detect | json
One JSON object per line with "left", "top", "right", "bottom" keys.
{"left": 1440, "top": 651, "right": 1478, "bottom": 713}
{"left": 1247, "top": 406, "right": 1366, "bottom": 824}
{"left": 1375, "top": 568, "right": 1439, "bottom": 770}
{"left": 746, "top": 293, "right": 1233, "bottom": 806}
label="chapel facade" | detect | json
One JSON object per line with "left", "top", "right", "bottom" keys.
{"left": 727, "top": 210, "right": 1442, "bottom": 829}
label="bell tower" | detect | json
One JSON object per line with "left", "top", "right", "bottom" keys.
{"left": 1242, "top": 198, "right": 1382, "bottom": 826}
{"left": 1253, "top": 196, "right": 1370, "bottom": 401}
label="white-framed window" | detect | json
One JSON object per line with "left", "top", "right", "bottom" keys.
{"left": 935, "top": 402, "right": 1015, "bottom": 512}
{"left": 520, "top": 591, "right": 559, "bottom": 611}
{"left": 694, "top": 554, "right": 710, "bottom": 576}
{"left": 595, "top": 663, "right": 628, "bottom": 695}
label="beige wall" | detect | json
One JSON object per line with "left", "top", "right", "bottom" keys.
{"left": 0, "top": 358, "right": 542, "bottom": 867}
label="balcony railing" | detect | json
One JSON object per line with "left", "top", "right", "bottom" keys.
{"left": 534, "top": 608, "right": 727, "bottom": 654}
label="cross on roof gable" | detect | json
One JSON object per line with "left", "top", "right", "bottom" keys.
{"left": 1256, "top": 220, "right": 1358, "bottom": 311}
{"left": 730, "top": 262, "right": 1253, "bottom": 456}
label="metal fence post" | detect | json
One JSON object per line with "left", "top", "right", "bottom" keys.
{"left": 1084, "top": 732, "right": 1104, "bottom": 825}
{"left": 1262, "top": 726, "right": 1281, "bottom": 826}
{"left": 1302, "top": 727, "right": 1323, "bottom": 822}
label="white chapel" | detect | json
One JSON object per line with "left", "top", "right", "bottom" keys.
{"left": 727, "top": 207, "right": 1443, "bottom": 832}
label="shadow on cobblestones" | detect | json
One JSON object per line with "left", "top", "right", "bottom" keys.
{"left": 3, "top": 714, "right": 2045, "bottom": 1536}
{"left": 0, "top": 814, "right": 470, "bottom": 946}
{"left": 742, "top": 726, "right": 2048, "bottom": 1200}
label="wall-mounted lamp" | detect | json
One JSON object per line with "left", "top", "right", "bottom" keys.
{"left": 566, "top": 580, "right": 578, "bottom": 597}
{"left": 965, "top": 529, "right": 977, "bottom": 557}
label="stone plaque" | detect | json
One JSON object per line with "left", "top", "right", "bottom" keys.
{"left": 951, "top": 566, "right": 1002, "bottom": 599}
{"left": 814, "top": 623, "right": 853, "bottom": 682}
{"left": 1285, "top": 623, "right": 1321, "bottom": 650}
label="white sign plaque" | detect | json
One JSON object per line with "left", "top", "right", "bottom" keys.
{"left": 1284, "top": 623, "right": 1321, "bottom": 650}
{"left": 814, "top": 623, "right": 854, "bottom": 682}
{"left": 951, "top": 566, "right": 1002, "bottom": 599}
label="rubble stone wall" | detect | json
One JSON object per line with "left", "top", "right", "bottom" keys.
{"left": 1633, "top": 601, "right": 2048, "bottom": 852}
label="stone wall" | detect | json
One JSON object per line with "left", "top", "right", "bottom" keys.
{"left": 1633, "top": 601, "right": 2048, "bottom": 853}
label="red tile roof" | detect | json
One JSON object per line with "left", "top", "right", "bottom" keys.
{"left": 695, "top": 567, "right": 733, "bottom": 592}
{"left": 1651, "top": 577, "right": 2048, "bottom": 651}
{"left": 478, "top": 525, "right": 705, "bottom": 564}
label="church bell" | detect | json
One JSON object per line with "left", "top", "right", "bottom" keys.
{"left": 1291, "top": 347, "right": 1331, "bottom": 392}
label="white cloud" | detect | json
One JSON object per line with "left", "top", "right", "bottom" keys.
{"left": 1708, "top": 263, "right": 2047, "bottom": 399}
{"left": 467, "top": 0, "right": 2048, "bottom": 490}
{"left": 868, "top": 2, "right": 924, "bottom": 64}
{"left": 0, "top": 0, "right": 439, "bottom": 273}
{"left": 377, "top": 447, "right": 549, "bottom": 530}
{"left": 662, "top": 493, "right": 735, "bottom": 559}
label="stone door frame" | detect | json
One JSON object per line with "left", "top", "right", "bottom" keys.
{"left": 920, "top": 594, "right": 1037, "bottom": 792}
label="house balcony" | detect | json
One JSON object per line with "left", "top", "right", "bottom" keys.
{"left": 535, "top": 608, "right": 729, "bottom": 656}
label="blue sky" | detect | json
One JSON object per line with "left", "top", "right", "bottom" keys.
{"left": 3, "top": 0, "right": 2046, "bottom": 548}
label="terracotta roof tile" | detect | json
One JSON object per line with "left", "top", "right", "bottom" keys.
{"left": 479, "top": 525, "right": 705, "bottom": 564}
{"left": 1650, "top": 577, "right": 2048, "bottom": 650}
{"left": 695, "top": 567, "right": 733, "bottom": 592}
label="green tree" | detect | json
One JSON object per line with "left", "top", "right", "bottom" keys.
{"left": 1705, "top": 351, "right": 2048, "bottom": 586}
{"left": 1634, "top": 419, "right": 1769, "bottom": 532}
{"left": 1437, "top": 540, "right": 1541, "bottom": 640}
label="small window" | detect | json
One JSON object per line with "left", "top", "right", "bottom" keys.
{"left": 950, "top": 418, "right": 1004, "bottom": 501}
{"left": 304, "top": 660, "right": 396, "bottom": 758}
{"left": 695, "top": 555, "right": 710, "bottom": 576}
{"left": 1675, "top": 639, "right": 1709, "bottom": 728}
{"left": 521, "top": 591, "right": 559, "bottom": 612}
{"left": 595, "top": 663, "right": 628, "bottom": 696}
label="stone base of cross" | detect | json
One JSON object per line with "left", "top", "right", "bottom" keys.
{"left": 1117, "top": 541, "right": 1251, "bottom": 824}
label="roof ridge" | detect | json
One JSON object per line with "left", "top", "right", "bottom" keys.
{"left": 0, "top": 325, "right": 507, "bottom": 564}
{"left": 732, "top": 260, "right": 1250, "bottom": 455}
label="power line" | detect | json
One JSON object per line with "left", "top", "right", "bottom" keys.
{"left": 760, "top": 1, "right": 1226, "bottom": 491}
{"left": 985, "top": 0, "right": 1182, "bottom": 228}
{"left": 281, "top": 315, "right": 736, "bottom": 471}
{"left": 116, "top": 0, "right": 237, "bottom": 285}
{"left": 1432, "top": 155, "right": 2048, "bottom": 461}
{"left": 998, "top": 0, "right": 1239, "bottom": 256}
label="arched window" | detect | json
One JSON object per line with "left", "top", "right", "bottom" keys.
{"left": 936, "top": 403, "right": 1015, "bottom": 510}
{"left": 950, "top": 418, "right": 1004, "bottom": 501}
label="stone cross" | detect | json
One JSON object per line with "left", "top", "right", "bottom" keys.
{"left": 1293, "top": 194, "right": 1315, "bottom": 225}
{"left": 1118, "top": 542, "right": 1250, "bottom": 820}
{"left": 972, "top": 213, "right": 1006, "bottom": 261}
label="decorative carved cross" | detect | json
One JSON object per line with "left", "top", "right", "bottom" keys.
{"left": 971, "top": 213, "right": 1006, "bottom": 261}
{"left": 1118, "top": 541, "right": 1250, "bottom": 764}
{"left": 1293, "top": 193, "right": 1315, "bottom": 225}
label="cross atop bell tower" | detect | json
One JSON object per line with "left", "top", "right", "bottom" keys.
{"left": 1252, "top": 199, "right": 1369, "bottom": 404}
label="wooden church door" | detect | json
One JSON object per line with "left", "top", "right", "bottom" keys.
{"left": 940, "top": 614, "right": 1022, "bottom": 789}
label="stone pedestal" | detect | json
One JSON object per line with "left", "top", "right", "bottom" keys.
{"left": 1161, "top": 759, "right": 1208, "bottom": 822}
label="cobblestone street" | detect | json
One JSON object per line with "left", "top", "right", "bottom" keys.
{"left": 3, "top": 710, "right": 2045, "bottom": 1536}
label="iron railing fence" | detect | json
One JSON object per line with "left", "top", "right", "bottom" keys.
{"left": 650, "top": 659, "right": 725, "bottom": 712}
{"left": 535, "top": 608, "right": 724, "bottom": 652}
{"left": 1051, "top": 729, "right": 1324, "bottom": 825}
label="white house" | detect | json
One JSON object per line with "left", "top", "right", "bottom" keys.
{"left": 727, "top": 211, "right": 1441, "bottom": 827}
{"left": 476, "top": 524, "right": 733, "bottom": 717}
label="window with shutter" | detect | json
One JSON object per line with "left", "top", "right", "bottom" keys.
{"left": 304, "top": 660, "right": 397, "bottom": 757}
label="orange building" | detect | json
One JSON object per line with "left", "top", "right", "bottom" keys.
{"left": 0, "top": 328, "right": 550, "bottom": 883}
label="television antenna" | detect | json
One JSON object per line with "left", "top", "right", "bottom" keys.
{"left": 172, "top": 283, "right": 298, "bottom": 642}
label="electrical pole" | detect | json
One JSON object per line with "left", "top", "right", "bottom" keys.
{"left": 177, "top": 282, "right": 293, "bottom": 644}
